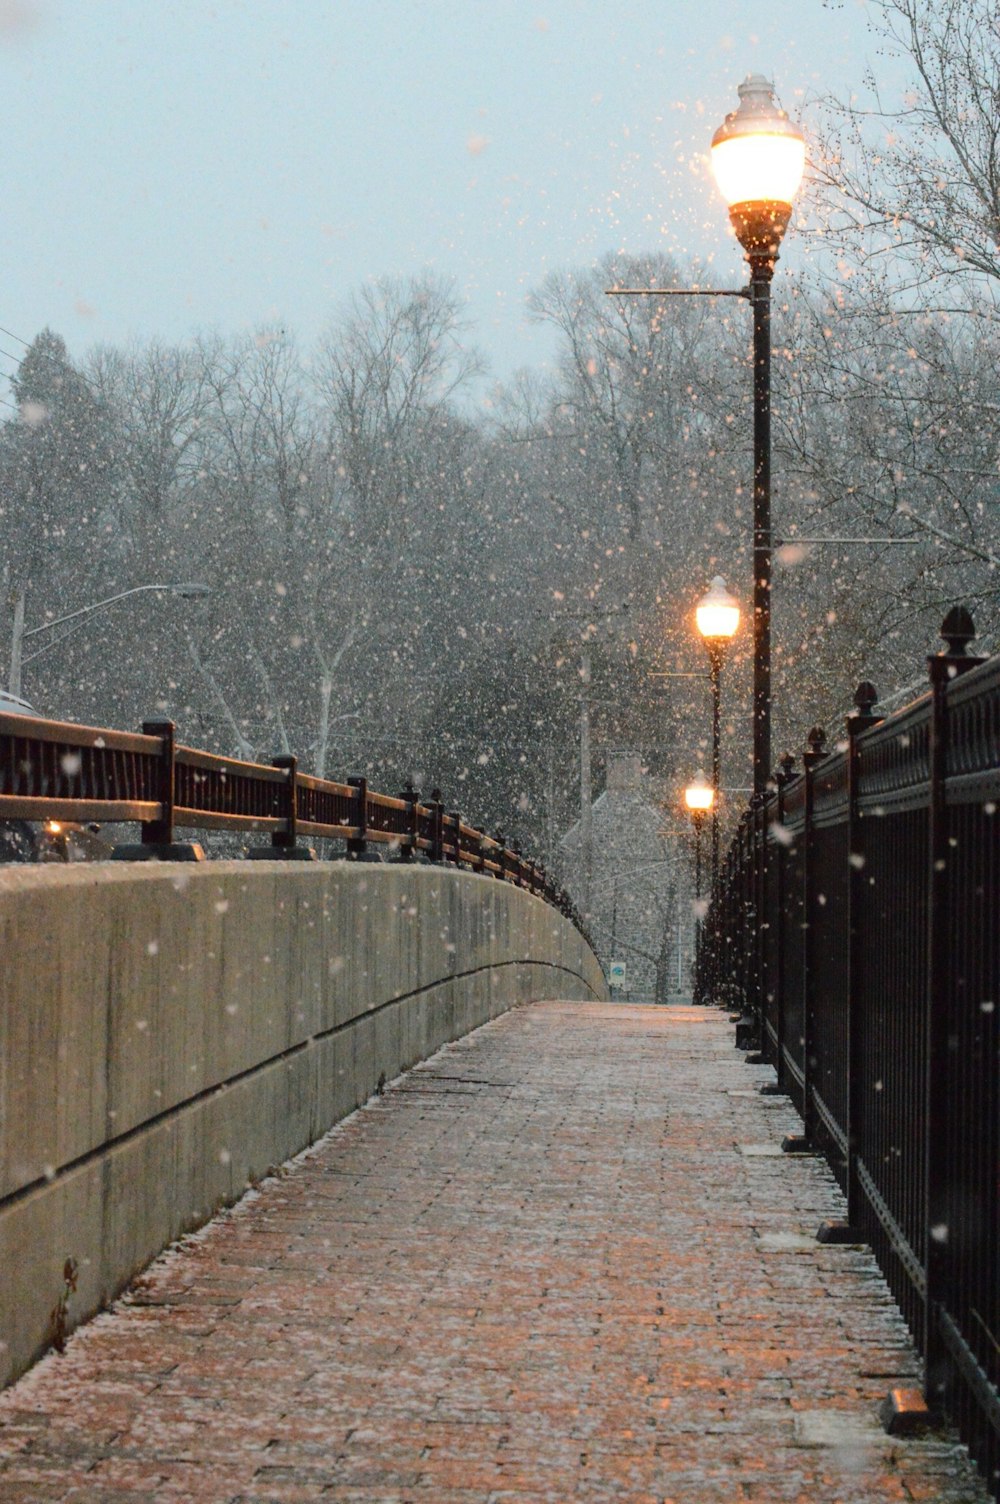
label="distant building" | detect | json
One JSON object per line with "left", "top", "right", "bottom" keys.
{"left": 560, "top": 754, "right": 691, "bottom": 1000}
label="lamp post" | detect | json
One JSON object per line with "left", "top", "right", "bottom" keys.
{"left": 710, "top": 75, "right": 805, "bottom": 796}
{"left": 9, "top": 582, "right": 211, "bottom": 695}
{"left": 684, "top": 773, "right": 714, "bottom": 999}
{"left": 695, "top": 575, "right": 740, "bottom": 886}
{"left": 683, "top": 772, "right": 714, "bottom": 896}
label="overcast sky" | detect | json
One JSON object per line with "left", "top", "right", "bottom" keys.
{"left": 0, "top": 0, "right": 886, "bottom": 389}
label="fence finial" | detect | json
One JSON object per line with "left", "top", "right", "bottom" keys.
{"left": 940, "top": 606, "right": 976, "bottom": 657}
{"left": 854, "top": 682, "right": 878, "bottom": 716}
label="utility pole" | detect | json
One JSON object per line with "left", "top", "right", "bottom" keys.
{"left": 545, "top": 742, "right": 557, "bottom": 875}
{"left": 579, "top": 646, "right": 592, "bottom": 920}
{"left": 534, "top": 602, "right": 631, "bottom": 923}
{"left": 8, "top": 586, "right": 25, "bottom": 697}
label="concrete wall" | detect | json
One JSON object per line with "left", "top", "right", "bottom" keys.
{"left": 0, "top": 861, "right": 607, "bottom": 1387}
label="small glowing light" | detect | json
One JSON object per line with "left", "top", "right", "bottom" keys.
{"left": 684, "top": 774, "right": 715, "bottom": 812}
{"left": 45, "top": 821, "right": 62, "bottom": 833}
{"left": 696, "top": 575, "right": 740, "bottom": 641}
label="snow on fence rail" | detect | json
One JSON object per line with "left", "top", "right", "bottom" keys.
{"left": 0, "top": 710, "right": 586, "bottom": 934}
{"left": 701, "top": 606, "right": 999, "bottom": 1499}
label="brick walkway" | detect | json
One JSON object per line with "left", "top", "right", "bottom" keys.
{"left": 0, "top": 1001, "right": 990, "bottom": 1503}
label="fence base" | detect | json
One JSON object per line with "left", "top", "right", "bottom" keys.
{"left": 111, "top": 843, "right": 205, "bottom": 862}
{"left": 734, "top": 1018, "right": 759, "bottom": 1050}
{"left": 880, "top": 1389, "right": 940, "bottom": 1438}
{"left": 246, "top": 845, "right": 317, "bottom": 861}
{"left": 816, "top": 1220, "right": 864, "bottom": 1245}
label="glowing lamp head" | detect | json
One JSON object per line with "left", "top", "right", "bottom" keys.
{"left": 684, "top": 774, "right": 715, "bottom": 814}
{"left": 711, "top": 75, "right": 805, "bottom": 260}
{"left": 696, "top": 575, "right": 740, "bottom": 642}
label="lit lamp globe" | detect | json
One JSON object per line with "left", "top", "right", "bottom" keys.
{"left": 696, "top": 576, "right": 740, "bottom": 646}
{"left": 710, "top": 74, "right": 805, "bottom": 264}
{"left": 684, "top": 774, "right": 715, "bottom": 816}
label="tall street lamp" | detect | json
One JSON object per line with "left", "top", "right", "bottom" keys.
{"left": 683, "top": 772, "right": 714, "bottom": 999}
{"left": 695, "top": 575, "right": 740, "bottom": 886}
{"left": 710, "top": 75, "right": 805, "bottom": 796}
{"left": 9, "top": 582, "right": 211, "bottom": 695}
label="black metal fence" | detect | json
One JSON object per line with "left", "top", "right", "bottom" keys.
{"left": 702, "top": 608, "right": 999, "bottom": 1498}
{"left": 0, "top": 710, "right": 586, "bottom": 934}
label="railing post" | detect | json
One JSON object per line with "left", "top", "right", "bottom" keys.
{"left": 396, "top": 781, "right": 418, "bottom": 862}
{"left": 249, "top": 754, "right": 317, "bottom": 860}
{"left": 112, "top": 717, "right": 204, "bottom": 861}
{"left": 144, "top": 717, "right": 176, "bottom": 847}
{"left": 493, "top": 827, "right": 506, "bottom": 882}
{"left": 783, "top": 726, "right": 827, "bottom": 1154}
{"left": 347, "top": 776, "right": 368, "bottom": 859}
{"left": 761, "top": 752, "right": 795, "bottom": 1097}
{"left": 430, "top": 789, "right": 445, "bottom": 864}
{"left": 735, "top": 813, "right": 759, "bottom": 1048}
{"left": 818, "top": 684, "right": 881, "bottom": 1240}
{"left": 448, "top": 811, "right": 462, "bottom": 866}
{"left": 923, "top": 608, "right": 984, "bottom": 1413}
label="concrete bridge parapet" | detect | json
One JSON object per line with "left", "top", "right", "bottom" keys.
{"left": 0, "top": 861, "right": 607, "bottom": 1387}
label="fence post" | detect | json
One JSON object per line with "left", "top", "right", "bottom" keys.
{"left": 746, "top": 793, "right": 774, "bottom": 1059}
{"left": 735, "top": 814, "right": 759, "bottom": 1048}
{"left": 761, "top": 752, "right": 796, "bottom": 1097}
{"left": 448, "top": 811, "right": 462, "bottom": 866}
{"left": 819, "top": 684, "right": 881, "bottom": 1242}
{"left": 783, "top": 726, "right": 827, "bottom": 1155}
{"left": 249, "top": 754, "right": 317, "bottom": 860}
{"left": 922, "top": 608, "right": 984, "bottom": 1414}
{"left": 347, "top": 776, "right": 368, "bottom": 859}
{"left": 112, "top": 717, "right": 205, "bottom": 861}
{"left": 430, "top": 790, "right": 445, "bottom": 863}
{"left": 396, "top": 781, "right": 418, "bottom": 862}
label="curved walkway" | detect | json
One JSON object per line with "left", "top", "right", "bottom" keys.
{"left": 0, "top": 1001, "right": 989, "bottom": 1502}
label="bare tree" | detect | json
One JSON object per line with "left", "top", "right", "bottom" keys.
{"left": 812, "top": 0, "right": 1000, "bottom": 304}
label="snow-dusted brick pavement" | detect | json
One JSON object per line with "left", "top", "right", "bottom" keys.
{"left": 0, "top": 1000, "right": 990, "bottom": 1502}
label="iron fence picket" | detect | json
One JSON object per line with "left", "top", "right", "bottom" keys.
{"left": 701, "top": 616, "right": 1000, "bottom": 1499}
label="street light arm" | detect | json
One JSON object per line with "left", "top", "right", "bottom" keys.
{"left": 23, "top": 583, "right": 207, "bottom": 640}
{"left": 605, "top": 287, "right": 751, "bottom": 299}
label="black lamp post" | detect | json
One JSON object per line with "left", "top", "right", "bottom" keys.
{"left": 695, "top": 575, "right": 740, "bottom": 886}
{"left": 684, "top": 773, "right": 714, "bottom": 1001}
{"left": 710, "top": 76, "right": 805, "bottom": 796}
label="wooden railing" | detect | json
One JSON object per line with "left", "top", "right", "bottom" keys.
{"left": 0, "top": 711, "right": 586, "bottom": 935}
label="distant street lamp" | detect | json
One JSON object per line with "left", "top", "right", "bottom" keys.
{"left": 710, "top": 75, "right": 805, "bottom": 795}
{"left": 8, "top": 582, "right": 211, "bottom": 695}
{"left": 695, "top": 575, "right": 740, "bottom": 885}
{"left": 683, "top": 773, "right": 714, "bottom": 1001}
{"left": 683, "top": 772, "right": 714, "bottom": 899}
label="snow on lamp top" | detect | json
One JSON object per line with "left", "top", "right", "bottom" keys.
{"left": 710, "top": 74, "right": 805, "bottom": 211}
{"left": 696, "top": 576, "right": 740, "bottom": 641}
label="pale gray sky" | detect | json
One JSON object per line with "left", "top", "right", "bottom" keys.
{"left": 0, "top": 0, "right": 885, "bottom": 387}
